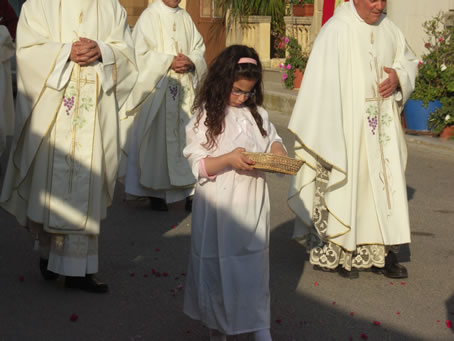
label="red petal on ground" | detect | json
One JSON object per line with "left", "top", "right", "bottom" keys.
{"left": 69, "top": 314, "right": 78, "bottom": 322}
{"left": 396, "top": 312, "right": 401, "bottom": 315}
{"left": 163, "top": 272, "right": 169, "bottom": 277}
{"left": 152, "top": 269, "right": 156, "bottom": 274}
{"left": 314, "top": 282, "right": 319, "bottom": 286}
{"left": 18, "top": 276, "right": 25, "bottom": 282}
{"left": 275, "top": 319, "right": 282, "bottom": 324}
{"left": 332, "top": 301, "right": 336, "bottom": 305}
{"left": 180, "top": 272, "right": 187, "bottom": 276}
{"left": 349, "top": 337, "right": 353, "bottom": 341}
{"left": 400, "top": 282, "right": 406, "bottom": 285}
{"left": 129, "top": 273, "right": 135, "bottom": 277}
{"left": 373, "top": 320, "right": 381, "bottom": 326}
{"left": 436, "top": 320, "right": 440, "bottom": 323}
{"left": 446, "top": 320, "right": 453, "bottom": 329}
{"left": 389, "top": 282, "right": 394, "bottom": 285}
{"left": 360, "top": 333, "right": 368, "bottom": 339}
{"left": 172, "top": 225, "right": 177, "bottom": 229}
{"left": 155, "top": 248, "right": 160, "bottom": 252}
{"left": 350, "top": 312, "right": 354, "bottom": 316}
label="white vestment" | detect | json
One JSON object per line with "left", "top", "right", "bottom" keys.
{"left": 288, "top": 2, "right": 418, "bottom": 270}
{"left": 0, "top": 25, "right": 15, "bottom": 157}
{"left": 119, "top": 0, "right": 207, "bottom": 203}
{"left": 0, "top": 0, "right": 137, "bottom": 276}
{"left": 183, "top": 106, "right": 283, "bottom": 335}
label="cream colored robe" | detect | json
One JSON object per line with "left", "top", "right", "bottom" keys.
{"left": 288, "top": 2, "right": 418, "bottom": 270}
{"left": 0, "top": 0, "right": 137, "bottom": 276}
{"left": 120, "top": 0, "right": 207, "bottom": 202}
{"left": 0, "top": 25, "right": 15, "bottom": 158}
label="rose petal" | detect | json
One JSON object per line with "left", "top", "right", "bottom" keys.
{"left": 332, "top": 301, "right": 336, "bottom": 305}
{"left": 396, "top": 312, "right": 401, "bottom": 315}
{"left": 180, "top": 272, "right": 187, "bottom": 276}
{"left": 446, "top": 320, "right": 453, "bottom": 329}
{"left": 389, "top": 282, "right": 394, "bottom": 285}
{"left": 360, "top": 333, "right": 368, "bottom": 340}
{"left": 155, "top": 248, "right": 160, "bottom": 252}
{"left": 437, "top": 320, "right": 441, "bottom": 323}
{"left": 19, "top": 275, "right": 25, "bottom": 282}
{"left": 172, "top": 225, "right": 177, "bottom": 229}
{"left": 129, "top": 272, "right": 135, "bottom": 277}
{"left": 69, "top": 314, "right": 78, "bottom": 322}
{"left": 163, "top": 272, "right": 169, "bottom": 277}
{"left": 314, "top": 282, "right": 319, "bottom": 286}
{"left": 350, "top": 312, "right": 354, "bottom": 317}
{"left": 275, "top": 319, "right": 282, "bottom": 324}
{"left": 373, "top": 320, "right": 381, "bottom": 326}
{"left": 400, "top": 282, "right": 406, "bottom": 285}
{"left": 152, "top": 269, "right": 156, "bottom": 274}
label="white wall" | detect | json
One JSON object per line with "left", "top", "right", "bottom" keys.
{"left": 387, "top": 0, "right": 454, "bottom": 59}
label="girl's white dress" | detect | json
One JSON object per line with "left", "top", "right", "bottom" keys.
{"left": 183, "top": 105, "right": 283, "bottom": 335}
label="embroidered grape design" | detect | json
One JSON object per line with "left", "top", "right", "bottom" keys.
{"left": 64, "top": 96, "right": 75, "bottom": 115}
{"left": 368, "top": 115, "right": 378, "bottom": 135}
{"left": 169, "top": 85, "right": 178, "bottom": 101}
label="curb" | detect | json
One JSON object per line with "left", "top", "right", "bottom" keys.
{"left": 405, "top": 134, "right": 454, "bottom": 153}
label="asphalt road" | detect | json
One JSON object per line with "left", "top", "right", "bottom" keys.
{"left": 0, "top": 111, "right": 453, "bottom": 341}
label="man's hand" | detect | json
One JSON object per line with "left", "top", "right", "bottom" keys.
{"left": 170, "top": 53, "right": 194, "bottom": 73}
{"left": 379, "top": 67, "right": 399, "bottom": 98}
{"left": 70, "top": 37, "right": 102, "bottom": 66}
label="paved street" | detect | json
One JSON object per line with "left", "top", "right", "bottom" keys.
{"left": 0, "top": 110, "right": 453, "bottom": 341}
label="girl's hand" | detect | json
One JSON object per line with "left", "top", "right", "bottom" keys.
{"left": 228, "top": 147, "right": 255, "bottom": 171}
{"left": 270, "top": 142, "right": 287, "bottom": 157}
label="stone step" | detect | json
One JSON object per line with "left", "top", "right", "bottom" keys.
{"left": 263, "top": 69, "right": 298, "bottom": 115}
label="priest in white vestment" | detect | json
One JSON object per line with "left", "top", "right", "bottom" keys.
{"left": 0, "top": 0, "right": 137, "bottom": 292}
{"left": 120, "top": 0, "right": 207, "bottom": 211}
{"left": 288, "top": 0, "right": 418, "bottom": 279}
{"left": 0, "top": 25, "right": 15, "bottom": 162}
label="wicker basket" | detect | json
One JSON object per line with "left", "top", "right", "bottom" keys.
{"left": 242, "top": 152, "right": 304, "bottom": 175}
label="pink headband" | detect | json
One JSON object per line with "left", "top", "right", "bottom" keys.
{"left": 238, "top": 57, "right": 257, "bottom": 65}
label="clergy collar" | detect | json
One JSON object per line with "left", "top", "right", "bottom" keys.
{"left": 157, "top": 0, "right": 181, "bottom": 14}
{"left": 350, "top": 0, "right": 385, "bottom": 25}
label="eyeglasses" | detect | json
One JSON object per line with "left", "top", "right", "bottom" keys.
{"left": 231, "top": 87, "right": 255, "bottom": 98}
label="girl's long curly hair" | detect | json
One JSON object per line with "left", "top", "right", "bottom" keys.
{"left": 192, "top": 45, "right": 266, "bottom": 150}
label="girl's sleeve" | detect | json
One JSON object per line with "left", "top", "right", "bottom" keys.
{"left": 260, "top": 108, "right": 285, "bottom": 153}
{"left": 183, "top": 112, "right": 215, "bottom": 183}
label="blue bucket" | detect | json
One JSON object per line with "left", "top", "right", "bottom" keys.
{"left": 404, "top": 99, "right": 442, "bottom": 132}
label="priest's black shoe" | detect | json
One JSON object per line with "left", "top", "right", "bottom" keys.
{"left": 313, "top": 264, "right": 337, "bottom": 273}
{"left": 371, "top": 252, "right": 408, "bottom": 278}
{"left": 338, "top": 266, "right": 359, "bottom": 279}
{"left": 39, "top": 258, "right": 59, "bottom": 281}
{"left": 185, "top": 196, "right": 193, "bottom": 212}
{"left": 65, "top": 275, "right": 109, "bottom": 293}
{"left": 149, "top": 197, "right": 168, "bottom": 211}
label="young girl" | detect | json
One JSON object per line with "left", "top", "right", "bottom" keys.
{"left": 183, "top": 45, "right": 287, "bottom": 341}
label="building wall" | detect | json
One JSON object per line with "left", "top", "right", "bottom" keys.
{"left": 387, "top": 0, "right": 454, "bottom": 59}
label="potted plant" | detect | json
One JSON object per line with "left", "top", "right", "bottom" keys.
{"left": 428, "top": 97, "right": 454, "bottom": 139}
{"left": 405, "top": 12, "right": 454, "bottom": 133}
{"left": 278, "top": 36, "right": 308, "bottom": 89}
{"left": 289, "top": 0, "right": 315, "bottom": 17}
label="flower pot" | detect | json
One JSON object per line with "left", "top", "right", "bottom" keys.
{"left": 293, "top": 68, "right": 304, "bottom": 89}
{"left": 293, "top": 4, "right": 314, "bottom": 17}
{"left": 404, "top": 99, "right": 442, "bottom": 133}
{"left": 440, "top": 125, "right": 454, "bottom": 140}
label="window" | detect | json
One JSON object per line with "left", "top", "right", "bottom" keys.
{"left": 201, "top": 0, "right": 222, "bottom": 18}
